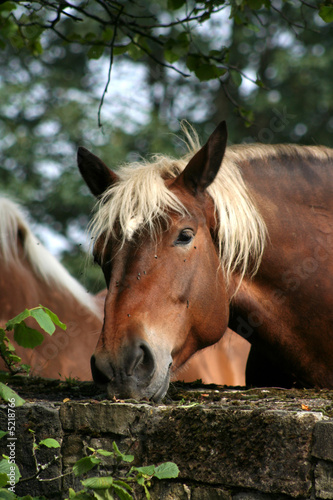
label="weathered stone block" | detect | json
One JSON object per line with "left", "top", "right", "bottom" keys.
{"left": 192, "top": 486, "right": 232, "bottom": 499}
{"left": 143, "top": 408, "right": 321, "bottom": 498}
{"left": 60, "top": 401, "right": 155, "bottom": 435}
{"left": 315, "top": 460, "right": 333, "bottom": 499}
{"left": 313, "top": 421, "right": 333, "bottom": 461}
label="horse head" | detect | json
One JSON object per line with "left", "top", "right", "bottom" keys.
{"left": 78, "top": 122, "right": 230, "bottom": 401}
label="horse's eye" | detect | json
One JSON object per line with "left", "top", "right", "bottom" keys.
{"left": 175, "top": 229, "right": 194, "bottom": 246}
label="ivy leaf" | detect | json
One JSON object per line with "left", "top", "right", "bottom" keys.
{"left": 154, "top": 462, "right": 179, "bottom": 479}
{"left": 31, "top": 308, "right": 55, "bottom": 335}
{"left": 73, "top": 456, "right": 101, "bottom": 476}
{"left": 39, "top": 438, "right": 61, "bottom": 448}
{"left": 13, "top": 323, "right": 44, "bottom": 349}
{"left": 0, "top": 382, "right": 25, "bottom": 406}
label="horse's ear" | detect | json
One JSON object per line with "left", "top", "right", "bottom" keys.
{"left": 77, "top": 147, "right": 119, "bottom": 198}
{"left": 175, "top": 121, "right": 228, "bottom": 195}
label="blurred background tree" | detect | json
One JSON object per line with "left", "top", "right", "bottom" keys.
{"left": 0, "top": 0, "right": 332, "bottom": 292}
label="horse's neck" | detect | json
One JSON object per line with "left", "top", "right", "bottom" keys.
{"left": 0, "top": 257, "right": 103, "bottom": 328}
{"left": 228, "top": 154, "right": 333, "bottom": 386}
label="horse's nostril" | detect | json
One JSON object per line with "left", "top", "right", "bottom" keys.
{"left": 140, "top": 342, "right": 155, "bottom": 377}
{"left": 125, "top": 340, "right": 155, "bottom": 381}
{"left": 91, "top": 354, "right": 113, "bottom": 385}
{"left": 126, "top": 345, "right": 144, "bottom": 376}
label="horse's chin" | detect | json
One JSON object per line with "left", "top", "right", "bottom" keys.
{"left": 102, "top": 372, "right": 170, "bottom": 402}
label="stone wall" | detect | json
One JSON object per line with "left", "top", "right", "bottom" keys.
{"left": 1, "top": 384, "right": 333, "bottom": 499}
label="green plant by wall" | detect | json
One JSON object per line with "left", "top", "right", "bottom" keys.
{"left": 0, "top": 431, "right": 179, "bottom": 499}
{"left": 0, "top": 306, "right": 66, "bottom": 404}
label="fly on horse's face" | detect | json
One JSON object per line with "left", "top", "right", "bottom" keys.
{"left": 78, "top": 122, "right": 229, "bottom": 401}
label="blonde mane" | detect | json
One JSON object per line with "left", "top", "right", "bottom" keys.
{"left": 89, "top": 126, "right": 269, "bottom": 287}
{"left": 89, "top": 128, "right": 333, "bottom": 287}
{"left": 0, "top": 197, "right": 99, "bottom": 315}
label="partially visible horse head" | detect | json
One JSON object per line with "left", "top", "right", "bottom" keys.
{"left": 78, "top": 122, "right": 262, "bottom": 401}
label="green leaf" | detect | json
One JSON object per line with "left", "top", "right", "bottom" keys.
{"left": 0, "top": 2, "right": 17, "bottom": 13}
{"left": 127, "top": 42, "right": 144, "bottom": 61}
{"left": 5, "top": 310, "right": 30, "bottom": 330}
{"left": 0, "top": 488, "right": 16, "bottom": 499}
{"left": 73, "top": 456, "right": 101, "bottom": 476}
{"left": 194, "top": 64, "right": 225, "bottom": 81}
{"left": 39, "top": 438, "right": 61, "bottom": 448}
{"left": 113, "top": 480, "right": 133, "bottom": 492}
{"left": 31, "top": 308, "right": 55, "bottom": 335}
{"left": 92, "top": 490, "right": 114, "bottom": 500}
{"left": 246, "top": 0, "right": 265, "bottom": 8}
{"left": 102, "top": 27, "right": 114, "bottom": 42}
{"left": 109, "top": 442, "right": 134, "bottom": 462}
{"left": 112, "top": 484, "right": 133, "bottom": 500}
{"left": 319, "top": 6, "right": 333, "bottom": 23}
{"left": 186, "top": 54, "right": 201, "bottom": 71}
{"left": 167, "top": 0, "right": 186, "bottom": 9}
{"left": 0, "top": 431, "right": 7, "bottom": 439}
{"left": 0, "top": 458, "right": 21, "bottom": 484}
{"left": 154, "top": 462, "right": 179, "bottom": 479}
{"left": 164, "top": 48, "right": 179, "bottom": 64}
{"left": 96, "top": 449, "right": 114, "bottom": 457}
{"left": 6, "top": 340, "right": 15, "bottom": 352}
{"left": 246, "top": 23, "right": 260, "bottom": 33}
{"left": 0, "top": 473, "right": 8, "bottom": 487}
{"left": 42, "top": 307, "right": 66, "bottom": 330}
{"left": 87, "top": 45, "right": 105, "bottom": 60}
{"left": 132, "top": 465, "right": 155, "bottom": 476}
{"left": 14, "top": 323, "right": 44, "bottom": 349}
{"left": 7, "top": 354, "right": 21, "bottom": 363}
{"left": 230, "top": 70, "right": 242, "bottom": 87}
{"left": 113, "top": 43, "right": 130, "bottom": 55}
{"left": 0, "top": 382, "right": 25, "bottom": 406}
{"left": 68, "top": 490, "right": 92, "bottom": 500}
{"left": 81, "top": 476, "right": 114, "bottom": 489}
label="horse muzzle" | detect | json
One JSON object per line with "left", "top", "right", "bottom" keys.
{"left": 90, "top": 338, "right": 171, "bottom": 401}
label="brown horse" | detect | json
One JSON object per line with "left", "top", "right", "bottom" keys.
{"left": 0, "top": 196, "right": 248, "bottom": 384}
{"left": 78, "top": 120, "right": 333, "bottom": 401}
{"left": 0, "top": 196, "right": 103, "bottom": 380}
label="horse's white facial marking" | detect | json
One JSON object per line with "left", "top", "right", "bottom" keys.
{"left": 125, "top": 216, "right": 144, "bottom": 241}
